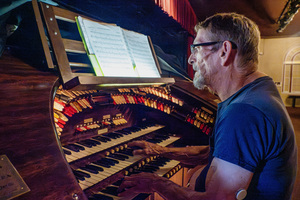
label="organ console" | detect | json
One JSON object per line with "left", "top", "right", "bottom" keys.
{"left": 0, "top": 1, "right": 218, "bottom": 199}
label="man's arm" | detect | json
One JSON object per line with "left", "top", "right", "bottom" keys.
{"left": 118, "top": 157, "right": 253, "bottom": 200}
{"left": 128, "top": 140, "right": 210, "bottom": 166}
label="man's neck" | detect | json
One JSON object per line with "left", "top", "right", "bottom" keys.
{"left": 216, "top": 70, "right": 267, "bottom": 101}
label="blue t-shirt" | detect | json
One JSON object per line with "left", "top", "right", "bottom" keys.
{"left": 195, "top": 76, "right": 297, "bottom": 200}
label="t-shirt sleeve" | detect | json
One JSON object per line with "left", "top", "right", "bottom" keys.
{"left": 213, "top": 103, "right": 274, "bottom": 172}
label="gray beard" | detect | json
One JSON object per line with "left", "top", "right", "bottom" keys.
{"left": 193, "top": 70, "right": 206, "bottom": 90}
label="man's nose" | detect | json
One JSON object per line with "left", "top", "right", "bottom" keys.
{"left": 188, "top": 53, "right": 195, "bottom": 65}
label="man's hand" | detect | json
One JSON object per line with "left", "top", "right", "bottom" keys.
{"left": 128, "top": 140, "right": 166, "bottom": 156}
{"left": 128, "top": 140, "right": 210, "bottom": 166}
{"left": 118, "top": 172, "right": 162, "bottom": 197}
{"left": 117, "top": 158, "right": 253, "bottom": 200}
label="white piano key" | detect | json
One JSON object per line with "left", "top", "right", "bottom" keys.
{"left": 63, "top": 147, "right": 90, "bottom": 159}
{"left": 78, "top": 180, "right": 89, "bottom": 190}
{"left": 81, "top": 169, "right": 107, "bottom": 181}
{"left": 158, "top": 136, "right": 180, "bottom": 147}
{"left": 94, "top": 191, "right": 121, "bottom": 200}
{"left": 155, "top": 160, "right": 180, "bottom": 177}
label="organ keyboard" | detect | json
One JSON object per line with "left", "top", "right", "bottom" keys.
{"left": 63, "top": 124, "right": 166, "bottom": 162}
{"left": 52, "top": 85, "right": 216, "bottom": 199}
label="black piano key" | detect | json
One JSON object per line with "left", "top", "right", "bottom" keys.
{"left": 119, "top": 149, "right": 134, "bottom": 156}
{"left": 89, "top": 193, "right": 113, "bottom": 200}
{"left": 131, "top": 125, "right": 142, "bottom": 131}
{"left": 104, "top": 133, "right": 115, "bottom": 139}
{"left": 148, "top": 161, "right": 165, "bottom": 167}
{"left": 112, "top": 132, "right": 124, "bottom": 138}
{"left": 75, "top": 176, "right": 85, "bottom": 181}
{"left": 101, "top": 186, "right": 119, "bottom": 196}
{"left": 88, "top": 139, "right": 101, "bottom": 145}
{"left": 73, "top": 171, "right": 85, "bottom": 181}
{"left": 80, "top": 166, "right": 98, "bottom": 174}
{"left": 63, "top": 148, "right": 72, "bottom": 155}
{"left": 116, "top": 153, "right": 129, "bottom": 160}
{"left": 93, "top": 161, "right": 111, "bottom": 168}
{"left": 137, "top": 123, "right": 149, "bottom": 129}
{"left": 112, "top": 178, "right": 124, "bottom": 186}
{"left": 92, "top": 135, "right": 111, "bottom": 142}
{"left": 94, "top": 157, "right": 119, "bottom": 167}
{"left": 122, "top": 127, "right": 137, "bottom": 133}
{"left": 142, "top": 169, "right": 156, "bottom": 173}
{"left": 64, "top": 144, "right": 79, "bottom": 152}
{"left": 108, "top": 153, "right": 129, "bottom": 161}
{"left": 144, "top": 164, "right": 159, "bottom": 170}
{"left": 133, "top": 193, "right": 151, "bottom": 200}
{"left": 71, "top": 143, "right": 85, "bottom": 150}
{"left": 102, "top": 157, "right": 119, "bottom": 164}
{"left": 140, "top": 167, "right": 157, "bottom": 173}
{"left": 143, "top": 123, "right": 153, "bottom": 128}
{"left": 108, "top": 154, "right": 125, "bottom": 161}
{"left": 132, "top": 127, "right": 142, "bottom": 132}
{"left": 88, "top": 196, "right": 97, "bottom": 200}
{"left": 77, "top": 140, "right": 93, "bottom": 148}
{"left": 102, "top": 132, "right": 122, "bottom": 139}
{"left": 155, "top": 135, "right": 170, "bottom": 140}
{"left": 115, "top": 130, "right": 131, "bottom": 135}
{"left": 161, "top": 157, "right": 171, "bottom": 162}
{"left": 84, "top": 164, "right": 104, "bottom": 172}
{"left": 129, "top": 169, "right": 143, "bottom": 175}
{"left": 73, "top": 170, "right": 90, "bottom": 179}
{"left": 146, "top": 138, "right": 162, "bottom": 143}
{"left": 97, "top": 159, "right": 114, "bottom": 167}
{"left": 64, "top": 144, "right": 84, "bottom": 152}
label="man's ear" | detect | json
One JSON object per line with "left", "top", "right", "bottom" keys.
{"left": 220, "top": 41, "right": 236, "bottom": 66}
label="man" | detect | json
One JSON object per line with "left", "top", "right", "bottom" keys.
{"left": 118, "top": 13, "right": 297, "bottom": 200}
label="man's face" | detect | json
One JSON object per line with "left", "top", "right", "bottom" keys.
{"left": 188, "top": 29, "right": 219, "bottom": 90}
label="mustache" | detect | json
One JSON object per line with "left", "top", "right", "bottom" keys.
{"left": 193, "top": 70, "right": 206, "bottom": 90}
{"left": 193, "top": 64, "right": 198, "bottom": 72}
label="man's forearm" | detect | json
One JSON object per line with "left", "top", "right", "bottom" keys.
{"left": 129, "top": 141, "right": 210, "bottom": 166}
{"left": 160, "top": 145, "right": 210, "bottom": 166}
{"left": 153, "top": 176, "right": 212, "bottom": 200}
{"left": 153, "top": 177, "right": 195, "bottom": 200}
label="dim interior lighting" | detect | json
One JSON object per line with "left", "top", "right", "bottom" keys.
{"left": 277, "top": 0, "right": 300, "bottom": 33}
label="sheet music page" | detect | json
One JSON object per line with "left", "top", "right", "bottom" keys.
{"left": 77, "top": 16, "right": 94, "bottom": 54}
{"left": 78, "top": 16, "right": 137, "bottom": 77}
{"left": 123, "top": 30, "right": 161, "bottom": 78}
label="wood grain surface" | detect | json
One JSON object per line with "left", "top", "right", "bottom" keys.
{"left": 0, "top": 51, "right": 86, "bottom": 200}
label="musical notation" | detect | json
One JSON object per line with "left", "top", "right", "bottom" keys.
{"left": 76, "top": 16, "right": 161, "bottom": 78}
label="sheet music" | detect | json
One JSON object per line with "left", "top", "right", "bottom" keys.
{"left": 123, "top": 30, "right": 161, "bottom": 78}
{"left": 78, "top": 17, "right": 137, "bottom": 77}
{"left": 77, "top": 16, "right": 161, "bottom": 78}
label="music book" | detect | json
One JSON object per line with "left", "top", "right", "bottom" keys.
{"left": 76, "top": 16, "right": 161, "bottom": 78}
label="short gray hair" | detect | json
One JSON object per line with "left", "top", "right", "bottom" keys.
{"left": 195, "top": 13, "right": 260, "bottom": 68}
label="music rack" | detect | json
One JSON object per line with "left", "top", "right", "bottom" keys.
{"left": 32, "top": 0, "right": 175, "bottom": 91}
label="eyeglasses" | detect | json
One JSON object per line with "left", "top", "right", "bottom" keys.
{"left": 190, "top": 41, "right": 237, "bottom": 54}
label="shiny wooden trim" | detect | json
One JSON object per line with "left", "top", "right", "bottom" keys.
{"left": 40, "top": 2, "right": 74, "bottom": 83}
{"left": 63, "top": 38, "right": 86, "bottom": 54}
{"left": 32, "top": 0, "right": 54, "bottom": 68}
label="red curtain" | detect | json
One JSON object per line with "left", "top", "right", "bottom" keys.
{"left": 154, "top": 0, "right": 197, "bottom": 78}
